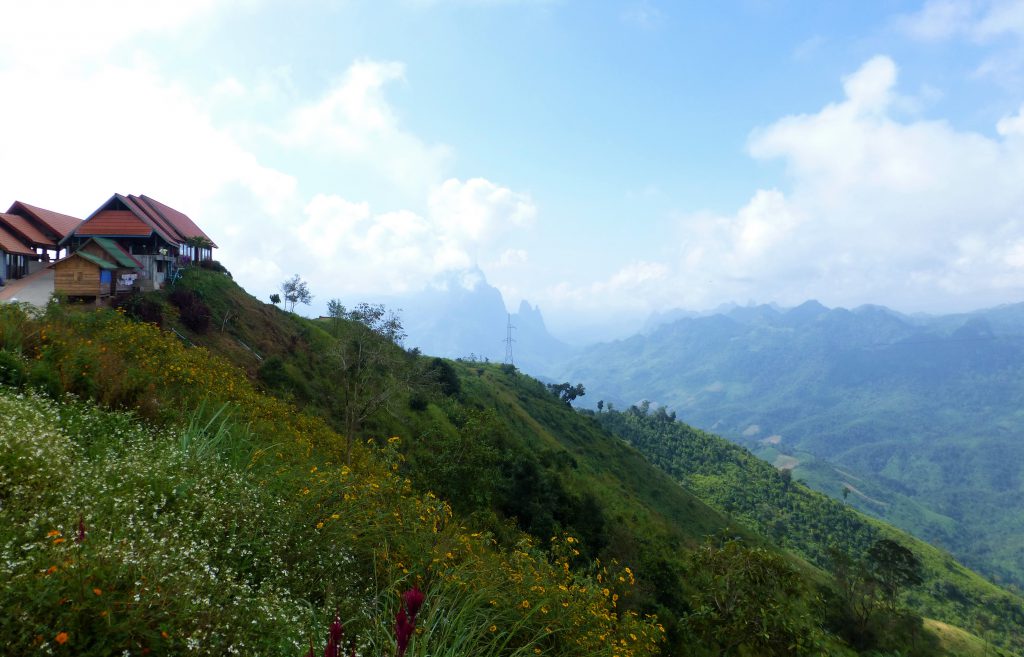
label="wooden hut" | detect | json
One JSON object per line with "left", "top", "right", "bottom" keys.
{"left": 53, "top": 237, "right": 143, "bottom": 301}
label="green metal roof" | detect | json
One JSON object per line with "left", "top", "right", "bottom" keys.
{"left": 73, "top": 251, "right": 118, "bottom": 270}
{"left": 89, "top": 237, "right": 143, "bottom": 269}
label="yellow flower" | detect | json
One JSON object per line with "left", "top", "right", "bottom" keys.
{"left": 520, "top": 600, "right": 530, "bottom": 609}
{"left": 316, "top": 522, "right": 324, "bottom": 529}
{"left": 489, "top": 625, "right": 497, "bottom": 632}
{"left": 55, "top": 632, "right": 69, "bottom": 645}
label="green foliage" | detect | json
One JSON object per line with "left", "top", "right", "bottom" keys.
{"left": 555, "top": 305, "right": 1024, "bottom": 591}
{"left": 593, "top": 406, "right": 1024, "bottom": 654}
{"left": 111, "top": 293, "right": 164, "bottom": 326}
{"left": 0, "top": 349, "right": 27, "bottom": 386}
{"left": 24, "top": 267, "right": 1014, "bottom": 657}
{"left": 168, "top": 287, "right": 212, "bottom": 333}
{"left": 683, "top": 536, "right": 827, "bottom": 656}
{"left": 546, "top": 381, "right": 586, "bottom": 405}
{"left": 428, "top": 357, "right": 461, "bottom": 397}
{"left": 0, "top": 308, "right": 661, "bottom": 656}
{"left": 281, "top": 274, "right": 312, "bottom": 312}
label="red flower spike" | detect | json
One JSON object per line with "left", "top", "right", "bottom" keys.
{"left": 75, "top": 516, "right": 86, "bottom": 544}
{"left": 395, "top": 609, "right": 414, "bottom": 657}
{"left": 402, "top": 586, "right": 425, "bottom": 621}
{"left": 325, "top": 613, "right": 343, "bottom": 657}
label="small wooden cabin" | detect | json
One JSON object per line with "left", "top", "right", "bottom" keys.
{"left": 53, "top": 238, "right": 143, "bottom": 301}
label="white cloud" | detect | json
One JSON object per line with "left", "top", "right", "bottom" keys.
{"left": 896, "top": 1, "right": 1024, "bottom": 81}
{"left": 286, "top": 176, "right": 535, "bottom": 304}
{"left": 997, "top": 103, "right": 1024, "bottom": 134}
{"left": 540, "top": 54, "right": 1024, "bottom": 318}
{"left": 0, "top": 1, "right": 240, "bottom": 68}
{"left": 428, "top": 177, "right": 535, "bottom": 243}
{"left": 895, "top": 0, "right": 975, "bottom": 41}
{"left": 280, "top": 60, "right": 453, "bottom": 197}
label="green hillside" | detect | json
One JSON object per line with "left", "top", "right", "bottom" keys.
{"left": 592, "top": 406, "right": 1024, "bottom": 654}
{"left": 2, "top": 266, "right": 1021, "bottom": 655}
{"left": 553, "top": 302, "right": 1024, "bottom": 589}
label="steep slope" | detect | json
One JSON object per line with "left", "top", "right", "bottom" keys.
{"left": 27, "top": 266, "right": 1022, "bottom": 655}
{"left": 591, "top": 406, "right": 1024, "bottom": 654}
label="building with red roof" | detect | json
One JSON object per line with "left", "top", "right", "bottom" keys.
{"left": 0, "top": 201, "right": 82, "bottom": 284}
{"left": 63, "top": 194, "right": 216, "bottom": 290}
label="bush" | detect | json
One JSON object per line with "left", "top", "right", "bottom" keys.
{"left": 0, "top": 349, "right": 26, "bottom": 386}
{"left": 168, "top": 288, "right": 212, "bottom": 334}
{"left": 198, "top": 259, "right": 232, "bottom": 277}
{"left": 112, "top": 294, "right": 163, "bottom": 326}
{"left": 428, "top": 357, "right": 461, "bottom": 397}
{"left": 179, "top": 299, "right": 211, "bottom": 333}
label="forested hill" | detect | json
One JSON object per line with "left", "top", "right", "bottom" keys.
{"left": 2, "top": 266, "right": 1023, "bottom": 655}
{"left": 552, "top": 300, "right": 1024, "bottom": 588}
{"left": 591, "top": 405, "right": 1024, "bottom": 652}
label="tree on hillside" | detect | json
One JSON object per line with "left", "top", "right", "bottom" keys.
{"left": 685, "top": 536, "right": 824, "bottom": 656}
{"left": 547, "top": 382, "right": 585, "bottom": 405}
{"left": 269, "top": 293, "right": 281, "bottom": 307}
{"left": 867, "top": 539, "right": 923, "bottom": 612}
{"left": 281, "top": 275, "right": 312, "bottom": 312}
{"left": 327, "top": 302, "right": 410, "bottom": 463}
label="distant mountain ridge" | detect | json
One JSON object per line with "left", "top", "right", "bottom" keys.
{"left": 384, "top": 267, "right": 573, "bottom": 375}
{"left": 552, "top": 299, "right": 1024, "bottom": 588}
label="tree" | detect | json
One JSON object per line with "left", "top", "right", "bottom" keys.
{"left": 685, "top": 536, "right": 824, "bottom": 656}
{"left": 328, "top": 303, "right": 410, "bottom": 462}
{"left": 596, "top": 400, "right": 604, "bottom": 412}
{"left": 326, "top": 299, "right": 346, "bottom": 337}
{"left": 281, "top": 275, "right": 312, "bottom": 312}
{"left": 269, "top": 293, "right": 281, "bottom": 307}
{"left": 867, "top": 539, "right": 923, "bottom": 612}
{"left": 546, "top": 382, "right": 585, "bottom": 405}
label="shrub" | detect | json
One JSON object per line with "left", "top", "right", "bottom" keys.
{"left": 179, "top": 299, "right": 211, "bottom": 333}
{"left": 198, "top": 259, "right": 232, "bottom": 277}
{"left": 0, "top": 349, "right": 27, "bottom": 386}
{"left": 111, "top": 294, "right": 163, "bottom": 326}
{"left": 168, "top": 288, "right": 212, "bottom": 334}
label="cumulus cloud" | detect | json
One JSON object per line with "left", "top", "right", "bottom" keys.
{"left": 288, "top": 177, "right": 536, "bottom": 303}
{"left": 280, "top": 60, "right": 453, "bottom": 197}
{"left": 540, "top": 54, "right": 1024, "bottom": 319}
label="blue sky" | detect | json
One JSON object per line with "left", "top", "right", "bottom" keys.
{"left": 3, "top": 1, "right": 1024, "bottom": 337}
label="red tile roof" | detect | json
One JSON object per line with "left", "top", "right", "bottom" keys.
{"left": 0, "top": 224, "right": 34, "bottom": 256}
{"left": 75, "top": 210, "right": 154, "bottom": 237}
{"left": 72, "top": 194, "right": 216, "bottom": 248}
{"left": 8, "top": 201, "right": 82, "bottom": 239}
{"left": 136, "top": 195, "right": 217, "bottom": 247}
{"left": 0, "top": 212, "right": 54, "bottom": 247}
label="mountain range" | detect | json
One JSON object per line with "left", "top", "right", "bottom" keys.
{"left": 549, "top": 299, "right": 1024, "bottom": 589}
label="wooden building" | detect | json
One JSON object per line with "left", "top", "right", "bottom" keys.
{"left": 63, "top": 194, "right": 216, "bottom": 290}
{"left": 0, "top": 224, "right": 34, "bottom": 283}
{"left": 0, "top": 201, "right": 82, "bottom": 283}
{"left": 53, "top": 238, "right": 144, "bottom": 301}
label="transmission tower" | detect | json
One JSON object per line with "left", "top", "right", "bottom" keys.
{"left": 503, "top": 313, "right": 516, "bottom": 365}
